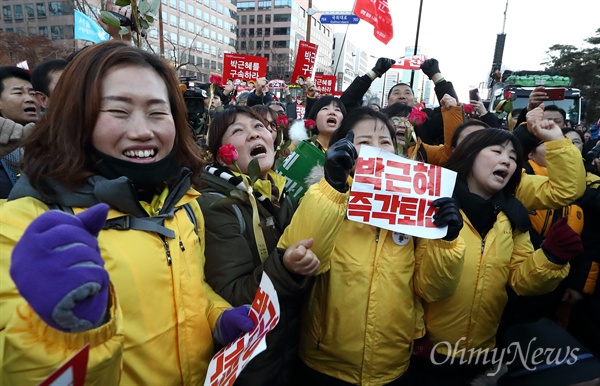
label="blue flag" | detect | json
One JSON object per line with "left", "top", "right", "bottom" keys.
{"left": 74, "top": 10, "right": 109, "bottom": 43}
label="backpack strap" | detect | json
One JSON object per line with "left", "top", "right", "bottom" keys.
{"left": 182, "top": 202, "right": 198, "bottom": 235}
{"left": 47, "top": 203, "right": 193, "bottom": 239}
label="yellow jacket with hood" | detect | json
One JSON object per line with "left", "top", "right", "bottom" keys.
{"left": 423, "top": 187, "right": 570, "bottom": 357}
{"left": 516, "top": 138, "right": 586, "bottom": 210}
{"left": 1, "top": 171, "right": 230, "bottom": 385}
{"left": 278, "top": 178, "right": 465, "bottom": 386}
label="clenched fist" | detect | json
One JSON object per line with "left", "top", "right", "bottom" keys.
{"left": 282, "top": 238, "right": 320, "bottom": 276}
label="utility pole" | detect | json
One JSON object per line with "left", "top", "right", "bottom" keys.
{"left": 306, "top": 0, "right": 312, "bottom": 42}
{"left": 409, "top": 0, "right": 424, "bottom": 89}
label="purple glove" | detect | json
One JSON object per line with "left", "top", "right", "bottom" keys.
{"left": 10, "top": 203, "right": 110, "bottom": 332}
{"left": 213, "top": 305, "right": 255, "bottom": 346}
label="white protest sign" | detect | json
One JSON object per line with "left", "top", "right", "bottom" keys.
{"left": 348, "top": 145, "right": 457, "bottom": 239}
{"left": 204, "top": 273, "right": 280, "bottom": 386}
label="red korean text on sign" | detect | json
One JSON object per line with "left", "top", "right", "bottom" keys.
{"left": 313, "top": 74, "right": 337, "bottom": 94}
{"left": 291, "top": 40, "right": 318, "bottom": 85}
{"left": 223, "top": 53, "right": 267, "bottom": 83}
{"left": 412, "top": 162, "right": 441, "bottom": 196}
{"left": 351, "top": 156, "right": 442, "bottom": 228}
{"left": 348, "top": 191, "right": 374, "bottom": 222}
{"left": 354, "top": 157, "right": 385, "bottom": 190}
{"left": 209, "top": 339, "right": 245, "bottom": 386}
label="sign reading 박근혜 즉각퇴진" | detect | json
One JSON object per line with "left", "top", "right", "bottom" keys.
{"left": 348, "top": 145, "right": 457, "bottom": 239}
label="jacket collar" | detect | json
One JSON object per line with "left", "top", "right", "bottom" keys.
{"left": 8, "top": 168, "right": 193, "bottom": 217}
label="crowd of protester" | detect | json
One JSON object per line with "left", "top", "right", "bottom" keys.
{"left": 1, "top": 37, "right": 600, "bottom": 386}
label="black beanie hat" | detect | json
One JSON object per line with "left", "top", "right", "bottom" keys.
{"left": 513, "top": 123, "right": 542, "bottom": 159}
{"left": 498, "top": 318, "right": 600, "bottom": 386}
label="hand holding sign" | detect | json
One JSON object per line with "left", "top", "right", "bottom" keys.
{"left": 214, "top": 306, "right": 255, "bottom": 346}
{"left": 347, "top": 145, "right": 457, "bottom": 239}
{"left": 324, "top": 131, "right": 358, "bottom": 193}
{"left": 431, "top": 197, "right": 463, "bottom": 241}
{"left": 372, "top": 58, "right": 396, "bottom": 78}
{"left": 420, "top": 58, "right": 441, "bottom": 80}
{"left": 205, "top": 274, "right": 280, "bottom": 386}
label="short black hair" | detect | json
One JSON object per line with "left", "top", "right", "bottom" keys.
{"left": 329, "top": 106, "right": 396, "bottom": 150}
{"left": 450, "top": 119, "right": 491, "bottom": 148}
{"left": 0, "top": 66, "right": 31, "bottom": 96}
{"left": 543, "top": 104, "right": 566, "bottom": 122}
{"left": 31, "top": 59, "right": 68, "bottom": 96}
{"left": 305, "top": 95, "right": 346, "bottom": 135}
{"left": 445, "top": 128, "right": 523, "bottom": 196}
{"left": 381, "top": 102, "right": 412, "bottom": 119}
{"left": 387, "top": 83, "right": 413, "bottom": 101}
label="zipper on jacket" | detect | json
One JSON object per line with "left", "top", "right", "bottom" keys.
{"left": 375, "top": 228, "right": 380, "bottom": 243}
{"left": 481, "top": 238, "right": 485, "bottom": 253}
{"left": 179, "top": 238, "right": 185, "bottom": 251}
{"left": 159, "top": 235, "right": 172, "bottom": 265}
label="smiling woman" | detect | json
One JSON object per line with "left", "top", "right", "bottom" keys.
{"left": 0, "top": 41, "right": 255, "bottom": 385}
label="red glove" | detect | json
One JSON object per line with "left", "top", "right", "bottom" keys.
{"left": 541, "top": 217, "right": 583, "bottom": 263}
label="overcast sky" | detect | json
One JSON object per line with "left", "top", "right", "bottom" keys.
{"left": 313, "top": 0, "right": 600, "bottom": 101}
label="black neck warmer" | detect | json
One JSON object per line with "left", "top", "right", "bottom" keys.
{"left": 92, "top": 148, "right": 180, "bottom": 192}
{"left": 454, "top": 180, "right": 531, "bottom": 238}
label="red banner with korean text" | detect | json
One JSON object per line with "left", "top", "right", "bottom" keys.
{"left": 223, "top": 53, "right": 267, "bottom": 84}
{"left": 204, "top": 273, "right": 280, "bottom": 386}
{"left": 348, "top": 145, "right": 457, "bottom": 239}
{"left": 313, "top": 75, "right": 337, "bottom": 95}
{"left": 291, "top": 40, "right": 318, "bottom": 85}
{"left": 353, "top": 0, "right": 393, "bottom": 44}
{"left": 391, "top": 54, "right": 428, "bottom": 70}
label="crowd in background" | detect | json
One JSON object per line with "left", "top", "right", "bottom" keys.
{"left": 1, "top": 37, "right": 600, "bottom": 386}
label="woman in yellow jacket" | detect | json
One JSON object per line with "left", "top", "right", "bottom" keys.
{"left": 1, "top": 42, "right": 253, "bottom": 385}
{"left": 279, "top": 107, "right": 466, "bottom": 386}
{"left": 413, "top": 127, "right": 581, "bottom": 385}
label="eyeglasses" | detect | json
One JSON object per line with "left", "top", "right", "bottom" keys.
{"left": 272, "top": 109, "right": 285, "bottom": 115}
{"left": 267, "top": 121, "right": 278, "bottom": 132}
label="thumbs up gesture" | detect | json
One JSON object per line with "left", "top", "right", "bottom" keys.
{"left": 10, "top": 204, "right": 111, "bottom": 332}
{"left": 282, "top": 238, "right": 320, "bottom": 276}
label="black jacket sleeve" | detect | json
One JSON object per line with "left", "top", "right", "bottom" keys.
{"left": 479, "top": 112, "right": 500, "bottom": 128}
{"left": 340, "top": 74, "right": 374, "bottom": 111}
{"left": 434, "top": 80, "right": 459, "bottom": 103}
{"left": 247, "top": 91, "right": 274, "bottom": 107}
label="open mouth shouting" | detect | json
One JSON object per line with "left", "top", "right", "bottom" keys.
{"left": 23, "top": 105, "right": 37, "bottom": 117}
{"left": 326, "top": 116, "right": 338, "bottom": 127}
{"left": 492, "top": 168, "right": 509, "bottom": 182}
{"left": 250, "top": 143, "right": 267, "bottom": 158}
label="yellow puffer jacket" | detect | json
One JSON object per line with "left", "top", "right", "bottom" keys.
{"left": 516, "top": 138, "right": 586, "bottom": 211}
{"left": 1, "top": 190, "right": 229, "bottom": 385}
{"left": 525, "top": 160, "right": 584, "bottom": 236}
{"left": 424, "top": 210, "right": 570, "bottom": 356}
{"left": 279, "top": 179, "right": 465, "bottom": 386}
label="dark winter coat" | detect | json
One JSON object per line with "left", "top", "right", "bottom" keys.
{"left": 339, "top": 74, "right": 459, "bottom": 145}
{"left": 197, "top": 168, "right": 309, "bottom": 386}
